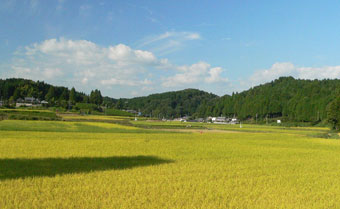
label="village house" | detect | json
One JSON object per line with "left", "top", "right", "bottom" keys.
{"left": 16, "top": 97, "right": 46, "bottom": 107}
{"left": 206, "top": 116, "right": 238, "bottom": 124}
{"left": 212, "top": 116, "right": 227, "bottom": 123}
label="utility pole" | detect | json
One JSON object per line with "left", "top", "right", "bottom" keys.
{"left": 256, "top": 113, "right": 258, "bottom": 124}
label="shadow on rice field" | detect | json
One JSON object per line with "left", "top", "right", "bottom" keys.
{"left": 0, "top": 156, "right": 173, "bottom": 180}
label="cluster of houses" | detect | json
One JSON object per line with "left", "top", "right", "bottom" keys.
{"left": 172, "top": 116, "right": 239, "bottom": 124}
{"left": 0, "top": 97, "right": 49, "bottom": 107}
{"left": 16, "top": 97, "right": 48, "bottom": 107}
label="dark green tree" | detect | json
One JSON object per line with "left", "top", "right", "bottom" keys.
{"left": 90, "top": 89, "right": 103, "bottom": 105}
{"left": 327, "top": 97, "right": 340, "bottom": 130}
{"left": 45, "top": 86, "right": 56, "bottom": 103}
{"left": 69, "top": 87, "right": 76, "bottom": 104}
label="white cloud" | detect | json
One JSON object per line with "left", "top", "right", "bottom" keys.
{"left": 108, "top": 44, "right": 157, "bottom": 64}
{"left": 249, "top": 62, "right": 296, "bottom": 85}
{"left": 184, "top": 33, "right": 201, "bottom": 40}
{"left": 130, "top": 91, "right": 139, "bottom": 96}
{"left": 100, "top": 78, "right": 152, "bottom": 86}
{"left": 10, "top": 66, "right": 63, "bottom": 81}
{"left": 205, "top": 67, "right": 228, "bottom": 83}
{"left": 297, "top": 66, "right": 340, "bottom": 80}
{"left": 248, "top": 62, "right": 340, "bottom": 88}
{"left": 162, "top": 62, "right": 228, "bottom": 87}
{"left": 42, "top": 68, "right": 64, "bottom": 79}
{"left": 138, "top": 31, "right": 201, "bottom": 55}
{"left": 7, "top": 38, "right": 227, "bottom": 97}
{"left": 9, "top": 38, "right": 165, "bottom": 94}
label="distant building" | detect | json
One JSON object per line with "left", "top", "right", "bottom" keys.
{"left": 197, "top": 118, "right": 204, "bottom": 122}
{"left": 187, "top": 118, "right": 204, "bottom": 123}
{"left": 0, "top": 100, "right": 3, "bottom": 107}
{"left": 16, "top": 97, "right": 42, "bottom": 107}
{"left": 214, "top": 117, "right": 227, "bottom": 123}
{"left": 125, "top": 109, "right": 138, "bottom": 114}
{"left": 230, "top": 118, "right": 238, "bottom": 124}
{"left": 25, "top": 97, "right": 33, "bottom": 103}
{"left": 207, "top": 116, "right": 238, "bottom": 124}
{"left": 173, "top": 116, "right": 188, "bottom": 122}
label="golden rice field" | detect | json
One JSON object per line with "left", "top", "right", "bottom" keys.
{"left": 1, "top": 117, "right": 340, "bottom": 208}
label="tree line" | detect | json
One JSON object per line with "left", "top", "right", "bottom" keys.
{"left": 0, "top": 78, "right": 103, "bottom": 109}
{"left": 2, "top": 77, "right": 340, "bottom": 128}
{"left": 195, "top": 77, "right": 340, "bottom": 121}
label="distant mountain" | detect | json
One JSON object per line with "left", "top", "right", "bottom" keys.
{"left": 117, "top": 89, "right": 218, "bottom": 118}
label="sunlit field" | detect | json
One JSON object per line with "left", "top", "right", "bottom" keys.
{"left": 1, "top": 117, "right": 340, "bottom": 208}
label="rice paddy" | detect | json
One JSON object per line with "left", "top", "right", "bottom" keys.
{"left": 1, "top": 116, "right": 340, "bottom": 208}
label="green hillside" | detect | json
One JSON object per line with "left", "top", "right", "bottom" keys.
{"left": 199, "top": 77, "right": 340, "bottom": 123}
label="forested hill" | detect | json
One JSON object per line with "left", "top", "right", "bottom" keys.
{"left": 197, "top": 77, "right": 340, "bottom": 122}
{"left": 116, "top": 89, "right": 218, "bottom": 118}
{"left": 0, "top": 78, "right": 218, "bottom": 117}
{"left": 0, "top": 78, "right": 103, "bottom": 107}
{"left": 2, "top": 77, "right": 340, "bottom": 123}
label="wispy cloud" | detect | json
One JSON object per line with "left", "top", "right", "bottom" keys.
{"left": 137, "top": 31, "right": 201, "bottom": 55}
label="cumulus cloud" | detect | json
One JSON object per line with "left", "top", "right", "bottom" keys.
{"left": 162, "top": 62, "right": 228, "bottom": 87}
{"left": 108, "top": 44, "right": 157, "bottom": 64}
{"left": 6, "top": 38, "right": 227, "bottom": 97}
{"left": 42, "top": 68, "right": 64, "bottom": 79}
{"left": 205, "top": 67, "right": 229, "bottom": 83}
{"left": 249, "top": 62, "right": 296, "bottom": 85}
{"left": 101, "top": 78, "right": 152, "bottom": 86}
{"left": 9, "top": 38, "right": 162, "bottom": 94}
{"left": 297, "top": 66, "right": 340, "bottom": 79}
{"left": 248, "top": 62, "right": 340, "bottom": 87}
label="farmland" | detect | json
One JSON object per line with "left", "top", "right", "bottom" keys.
{"left": 1, "top": 116, "right": 340, "bottom": 208}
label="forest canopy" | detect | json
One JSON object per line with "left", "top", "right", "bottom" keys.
{"left": 1, "top": 77, "right": 340, "bottom": 126}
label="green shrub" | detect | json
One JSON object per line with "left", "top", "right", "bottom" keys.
{"left": 105, "top": 108, "right": 134, "bottom": 117}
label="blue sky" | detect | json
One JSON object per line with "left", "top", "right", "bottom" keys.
{"left": 1, "top": 0, "right": 340, "bottom": 98}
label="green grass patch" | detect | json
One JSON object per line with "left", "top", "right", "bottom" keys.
{"left": 0, "top": 109, "right": 60, "bottom": 121}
